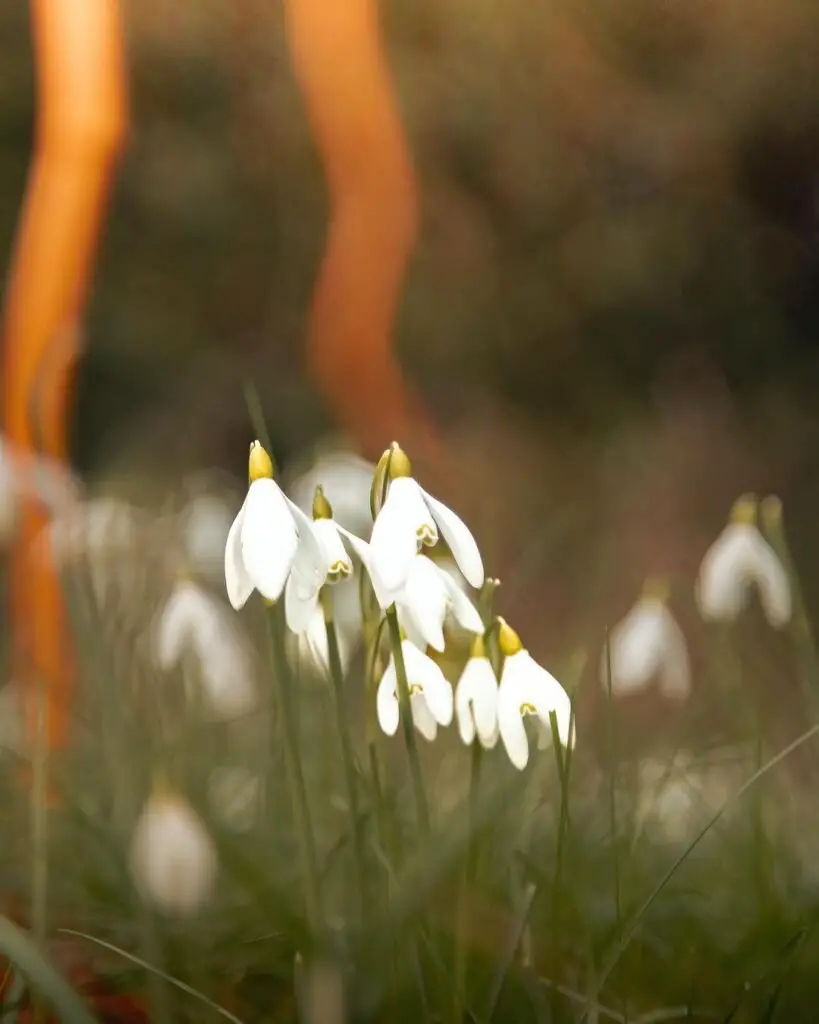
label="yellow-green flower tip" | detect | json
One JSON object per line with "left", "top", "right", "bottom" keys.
{"left": 248, "top": 441, "right": 274, "bottom": 482}
{"left": 496, "top": 617, "right": 523, "bottom": 658}
{"left": 262, "top": 596, "right": 277, "bottom": 608}
{"left": 387, "top": 441, "right": 413, "bottom": 480}
{"left": 312, "top": 485, "right": 333, "bottom": 521}
{"left": 642, "top": 576, "right": 670, "bottom": 604}
{"left": 730, "top": 493, "right": 758, "bottom": 525}
{"left": 760, "top": 494, "right": 783, "bottom": 529}
{"left": 369, "top": 447, "right": 392, "bottom": 520}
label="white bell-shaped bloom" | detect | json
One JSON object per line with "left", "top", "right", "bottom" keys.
{"left": 455, "top": 647, "right": 499, "bottom": 749}
{"left": 207, "top": 766, "right": 259, "bottom": 833}
{"left": 154, "top": 578, "right": 255, "bottom": 719}
{"left": 495, "top": 621, "right": 574, "bottom": 771}
{"left": 224, "top": 442, "right": 324, "bottom": 611}
{"left": 129, "top": 789, "right": 218, "bottom": 916}
{"left": 395, "top": 555, "right": 484, "bottom": 652}
{"left": 377, "top": 640, "right": 454, "bottom": 743}
{"left": 285, "top": 503, "right": 353, "bottom": 635}
{"left": 604, "top": 590, "right": 691, "bottom": 699}
{"left": 369, "top": 444, "right": 484, "bottom": 595}
{"left": 696, "top": 507, "right": 791, "bottom": 628}
{"left": 292, "top": 603, "right": 354, "bottom": 676}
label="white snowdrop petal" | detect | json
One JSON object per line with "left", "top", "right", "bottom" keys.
{"left": 441, "top": 572, "right": 484, "bottom": 635}
{"left": 224, "top": 503, "right": 254, "bottom": 609}
{"left": 750, "top": 538, "right": 791, "bottom": 628}
{"left": 657, "top": 613, "right": 692, "bottom": 700}
{"left": 515, "top": 651, "right": 575, "bottom": 749}
{"left": 397, "top": 605, "right": 428, "bottom": 652}
{"left": 370, "top": 478, "right": 430, "bottom": 593}
{"left": 411, "top": 696, "right": 438, "bottom": 742}
{"left": 422, "top": 489, "right": 484, "bottom": 589}
{"left": 696, "top": 524, "right": 758, "bottom": 622}
{"left": 284, "top": 567, "right": 322, "bottom": 635}
{"left": 129, "top": 794, "right": 217, "bottom": 916}
{"left": 335, "top": 524, "right": 398, "bottom": 610}
{"left": 497, "top": 674, "right": 530, "bottom": 771}
{"left": 400, "top": 557, "right": 448, "bottom": 652}
{"left": 240, "top": 479, "right": 298, "bottom": 602}
{"left": 605, "top": 600, "right": 666, "bottom": 695}
{"left": 455, "top": 657, "right": 499, "bottom": 748}
{"left": 285, "top": 495, "right": 329, "bottom": 588}
{"left": 409, "top": 648, "right": 453, "bottom": 727}
{"left": 376, "top": 664, "right": 400, "bottom": 736}
{"left": 312, "top": 518, "right": 353, "bottom": 576}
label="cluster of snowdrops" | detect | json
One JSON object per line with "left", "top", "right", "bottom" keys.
{"left": 127, "top": 440, "right": 793, "bottom": 917}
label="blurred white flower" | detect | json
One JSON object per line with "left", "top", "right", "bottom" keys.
{"left": 224, "top": 442, "right": 324, "bottom": 611}
{"left": 696, "top": 497, "right": 790, "bottom": 628}
{"left": 0, "top": 435, "right": 79, "bottom": 543}
{"left": 289, "top": 447, "right": 375, "bottom": 537}
{"left": 604, "top": 587, "right": 691, "bottom": 700}
{"left": 285, "top": 493, "right": 354, "bottom": 635}
{"left": 395, "top": 555, "right": 483, "bottom": 652}
{"left": 207, "top": 766, "right": 259, "bottom": 833}
{"left": 377, "top": 640, "right": 454, "bottom": 742}
{"left": 455, "top": 646, "right": 499, "bottom": 749}
{"left": 129, "top": 788, "right": 217, "bottom": 915}
{"left": 291, "top": 603, "right": 354, "bottom": 677}
{"left": 181, "top": 494, "right": 235, "bottom": 580}
{"left": 635, "top": 752, "right": 739, "bottom": 844}
{"left": 369, "top": 443, "right": 484, "bottom": 595}
{"left": 154, "top": 578, "right": 255, "bottom": 719}
{"left": 496, "top": 620, "right": 574, "bottom": 771}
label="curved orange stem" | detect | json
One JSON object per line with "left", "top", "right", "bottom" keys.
{"left": 284, "top": 0, "right": 442, "bottom": 466}
{"left": 2, "top": 0, "right": 128, "bottom": 754}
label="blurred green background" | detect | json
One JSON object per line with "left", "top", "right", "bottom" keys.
{"left": 3, "top": 0, "right": 819, "bottom": 680}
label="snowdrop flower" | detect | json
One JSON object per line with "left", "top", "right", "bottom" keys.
{"left": 395, "top": 554, "right": 484, "bottom": 652}
{"left": 696, "top": 494, "right": 791, "bottom": 628}
{"left": 207, "top": 766, "right": 259, "bottom": 833}
{"left": 377, "top": 639, "right": 454, "bottom": 742}
{"left": 154, "top": 576, "right": 255, "bottom": 719}
{"left": 603, "top": 580, "right": 691, "bottom": 699}
{"left": 495, "top": 619, "right": 574, "bottom": 771}
{"left": 455, "top": 636, "right": 499, "bottom": 749}
{"left": 224, "top": 441, "right": 324, "bottom": 611}
{"left": 292, "top": 602, "right": 354, "bottom": 676}
{"left": 368, "top": 442, "right": 484, "bottom": 596}
{"left": 284, "top": 486, "right": 354, "bottom": 634}
{"left": 129, "top": 785, "right": 218, "bottom": 916}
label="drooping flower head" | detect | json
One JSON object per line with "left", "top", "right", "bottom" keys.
{"left": 284, "top": 485, "right": 354, "bottom": 634}
{"left": 224, "top": 441, "right": 324, "bottom": 612}
{"left": 376, "top": 639, "right": 454, "bottom": 742}
{"left": 455, "top": 634, "right": 500, "bottom": 750}
{"left": 368, "top": 442, "right": 484, "bottom": 597}
{"left": 603, "top": 578, "right": 691, "bottom": 700}
{"left": 696, "top": 493, "right": 791, "bottom": 628}
{"left": 495, "top": 618, "right": 574, "bottom": 771}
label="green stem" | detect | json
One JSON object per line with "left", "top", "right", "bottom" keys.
{"left": 603, "top": 628, "right": 622, "bottom": 937}
{"left": 266, "top": 604, "right": 323, "bottom": 936}
{"left": 323, "top": 593, "right": 368, "bottom": 924}
{"left": 385, "top": 605, "right": 430, "bottom": 838}
{"left": 453, "top": 742, "right": 483, "bottom": 1024}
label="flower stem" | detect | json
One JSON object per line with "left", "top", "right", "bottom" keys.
{"left": 265, "top": 603, "right": 323, "bottom": 936}
{"left": 453, "top": 741, "right": 482, "bottom": 1024}
{"left": 30, "top": 669, "right": 48, "bottom": 1024}
{"left": 323, "top": 591, "right": 368, "bottom": 924}
{"left": 385, "top": 605, "right": 430, "bottom": 838}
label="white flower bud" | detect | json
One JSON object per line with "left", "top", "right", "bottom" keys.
{"left": 129, "top": 790, "right": 217, "bottom": 916}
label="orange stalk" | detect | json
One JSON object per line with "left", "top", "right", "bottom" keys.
{"left": 2, "top": 0, "right": 128, "bottom": 754}
{"left": 284, "top": 0, "right": 442, "bottom": 467}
